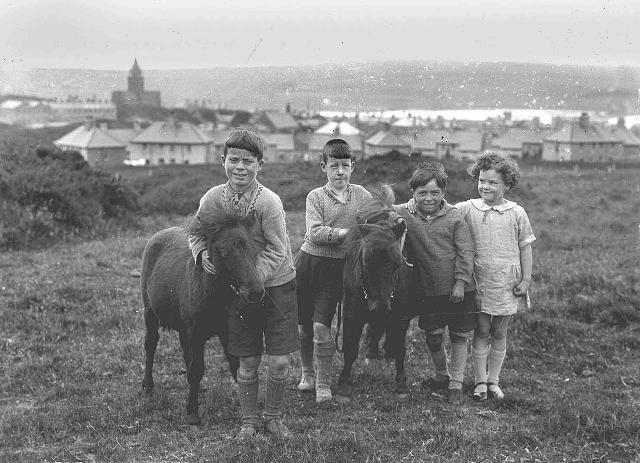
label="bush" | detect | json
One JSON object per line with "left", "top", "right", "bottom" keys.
{"left": 0, "top": 147, "right": 141, "bottom": 249}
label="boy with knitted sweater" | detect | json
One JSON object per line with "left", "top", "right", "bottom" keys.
{"left": 296, "top": 139, "right": 371, "bottom": 403}
{"left": 188, "top": 128, "right": 298, "bottom": 440}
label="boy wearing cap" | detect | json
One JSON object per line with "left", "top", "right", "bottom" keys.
{"left": 188, "top": 128, "right": 298, "bottom": 440}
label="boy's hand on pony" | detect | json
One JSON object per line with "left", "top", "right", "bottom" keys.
{"left": 449, "top": 280, "right": 465, "bottom": 303}
{"left": 513, "top": 279, "right": 530, "bottom": 297}
{"left": 200, "top": 250, "right": 217, "bottom": 275}
{"left": 405, "top": 198, "right": 417, "bottom": 214}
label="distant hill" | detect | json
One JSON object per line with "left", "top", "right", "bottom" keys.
{"left": 1, "top": 61, "right": 639, "bottom": 113}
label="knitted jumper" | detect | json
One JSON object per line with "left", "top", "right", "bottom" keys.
{"left": 300, "top": 183, "right": 371, "bottom": 259}
{"left": 188, "top": 181, "right": 295, "bottom": 288}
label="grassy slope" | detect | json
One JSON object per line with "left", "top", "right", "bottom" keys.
{"left": 1, "top": 167, "right": 640, "bottom": 462}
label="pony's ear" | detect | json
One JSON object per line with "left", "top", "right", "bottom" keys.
{"left": 239, "top": 214, "right": 257, "bottom": 229}
{"left": 392, "top": 216, "right": 406, "bottom": 239}
{"left": 197, "top": 215, "right": 223, "bottom": 238}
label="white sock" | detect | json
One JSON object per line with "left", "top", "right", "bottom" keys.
{"left": 487, "top": 347, "right": 506, "bottom": 385}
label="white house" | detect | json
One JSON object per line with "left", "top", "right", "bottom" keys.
{"left": 129, "top": 118, "right": 214, "bottom": 165}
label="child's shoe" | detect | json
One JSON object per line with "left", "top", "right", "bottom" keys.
{"left": 235, "top": 424, "right": 257, "bottom": 441}
{"left": 487, "top": 383, "right": 504, "bottom": 400}
{"left": 264, "top": 418, "right": 293, "bottom": 439}
{"left": 447, "top": 388, "right": 463, "bottom": 405}
{"left": 473, "top": 382, "right": 487, "bottom": 401}
{"left": 297, "top": 373, "right": 315, "bottom": 392}
{"left": 315, "top": 386, "right": 333, "bottom": 403}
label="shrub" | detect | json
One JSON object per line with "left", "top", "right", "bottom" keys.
{"left": 0, "top": 147, "right": 141, "bottom": 249}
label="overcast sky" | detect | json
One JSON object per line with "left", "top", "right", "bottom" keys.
{"left": 1, "top": 0, "right": 638, "bottom": 70}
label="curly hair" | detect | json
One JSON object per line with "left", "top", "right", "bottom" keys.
{"left": 468, "top": 151, "right": 521, "bottom": 189}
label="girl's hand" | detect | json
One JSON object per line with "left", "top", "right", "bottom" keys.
{"left": 405, "top": 198, "right": 417, "bottom": 214}
{"left": 449, "top": 281, "right": 465, "bottom": 303}
{"left": 513, "top": 279, "right": 530, "bottom": 297}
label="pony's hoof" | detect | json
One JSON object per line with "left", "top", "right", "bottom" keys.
{"left": 335, "top": 394, "right": 351, "bottom": 404}
{"left": 141, "top": 385, "right": 154, "bottom": 397}
{"left": 186, "top": 413, "right": 201, "bottom": 425}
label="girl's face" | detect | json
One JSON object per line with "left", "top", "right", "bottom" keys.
{"left": 222, "top": 147, "right": 263, "bottom": 191}
{"left": 478, "top": 168, "right": 508, "bottom": 205}
{"left": 413, "top": 179, "right": 444, "bottom": 216}
{"left": 321, "top": 156, "right": 353, "bottom": 191}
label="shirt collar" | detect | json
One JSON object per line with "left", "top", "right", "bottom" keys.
{"left": 224, "top": 180, "right": 258, "bottom": 201}
{"left": 470, "top": 198, "right": 516, "bottom": 212}
{"left": 415, "top": 199, "right": 452, "bottom": 220}
{"left": 324, "top": 183, "right": 352, "bottom": 204}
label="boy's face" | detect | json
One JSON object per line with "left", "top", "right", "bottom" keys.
{"left": 413, "top": 179, "right": 444, "bottom": 216}
{"left": 321, "top": 156, "right": 353, "bottom": 191}
{"left": 478, "top": 168, "right": 508, "bottom": 205}
{"left": 222, "top": 147, "right": 263, "bottom": 191}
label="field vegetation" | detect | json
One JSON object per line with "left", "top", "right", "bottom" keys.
{"left": 1, "top": 132, "right": 639, "bottom": 462}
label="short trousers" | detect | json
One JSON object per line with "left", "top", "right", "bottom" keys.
{"left": 228, "top": 278, "right": 300, "bottom": 357}
{"left": 416, "top": 291, "right": 477, "bottom": 334}
{"left": 295, "top": 250, "right": 345, "bottom": 328}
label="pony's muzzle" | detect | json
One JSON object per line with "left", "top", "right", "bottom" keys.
{"left": 369, "top": 299, "right": 392, "bottom": 315}
{"left": 244, "top": 287, "right": 265, "bottom": 305}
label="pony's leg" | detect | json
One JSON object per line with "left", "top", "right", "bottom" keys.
{"left": 218, "top": 329, "right": 239, "bottom": 382}
{"left": 184, "top": 330, "right": 207, "bottom": 425}
{"left": 337, "top": 312, "right": 366, "bottom": 397}
{"left": 142, "top": 309, "right": 160, "bottom": 396}
{"left": 365, "top": 321, "right": 385, "bottom": 359}
{"left": 391, "top": 317, "right": 411, "bottom": 395}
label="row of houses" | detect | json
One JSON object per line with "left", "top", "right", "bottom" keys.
{"left": 0, "top": 97, "right": 117, "bottom": 127}
{"left": 54, "top": 112, "right": 640, "bottom": 168}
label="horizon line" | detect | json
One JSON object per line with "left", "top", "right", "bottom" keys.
{"left": 5, "top": 58, "right": 639, "bottom": 72}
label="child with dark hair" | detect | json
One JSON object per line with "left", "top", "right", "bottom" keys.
{"left": 187, "top": 128, "right": 298, "bottom": 440}
{"left": 456, "top": 152, "right": 535, "bottom": 400}
{"left": 400, "top": 161, "right": 476, "bottom": 404}
{"left": 295, "top": 138, "right": 371, "bottom": 403}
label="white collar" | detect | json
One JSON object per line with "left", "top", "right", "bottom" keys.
{"left": 470, "top": 198, "right": 516, "bottom": 212}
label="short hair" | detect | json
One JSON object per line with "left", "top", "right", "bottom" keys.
{"left": 224, "top": 128, "right": 264, "bottom": 160}
{"left": 468, "top": 151, "right": 521, "bottom": 188}
{"left": 410, "top": 161, "right": 448, "bottom": 191}
{"left": 322, "top": 138, "right": 353, "bottom": 163}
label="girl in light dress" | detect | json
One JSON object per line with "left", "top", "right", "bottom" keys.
{"left": 455, "top": 152, "right": 535, "bottom": 400}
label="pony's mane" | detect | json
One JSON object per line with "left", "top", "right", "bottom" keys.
{"left": 356, "top": 185, "right": 395, "bottom": 225}
{"left": 186, "top": 209, "right": 246, "bottom": 239}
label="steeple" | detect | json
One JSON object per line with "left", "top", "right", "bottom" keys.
{"left": 128, "top": 58, "right": 144, "bottom": 97}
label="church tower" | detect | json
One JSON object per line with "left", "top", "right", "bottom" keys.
{"left": 127, "top": 59, "right": 144, "bottom": 98}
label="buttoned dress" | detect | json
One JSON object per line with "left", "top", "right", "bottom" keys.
{"left": 455, "top": 199, "right": 536, "bottom": 316}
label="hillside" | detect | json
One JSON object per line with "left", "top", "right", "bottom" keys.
{"left": 2, "top": 61, "right": 639, "bottom": 112}
{"left": 1, "top": 163, "right": 639, "bottom": 462}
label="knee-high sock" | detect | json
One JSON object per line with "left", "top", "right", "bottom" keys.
{"left": 237, "top": 371, "right": 259, "bottom": 427}
{"left": 428, "top": 348, "right": 450, "bottom": 381}
{"left": 264, "top": 368, "right": 288, "bottom": 421}
{"left": 472, "top": 345, "right": 489, "bottom": 385}
{"left": 314, "top": 340, "right": 335, "bottom": 390}
{"left": 298, "top": 330, "right": 314, "bottom": 377}
{"left": 487, "top": 347, "right": 507, "bottom": 385}
{"left": 449, "top": 335, "right": 469, "bottom": 389}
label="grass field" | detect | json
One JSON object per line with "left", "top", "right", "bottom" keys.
{"left": 1, "top": 166, "right": 640, "bottom": 462}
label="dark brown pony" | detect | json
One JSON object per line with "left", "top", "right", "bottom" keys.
{"left": 140, "top": 210, "right": 264, "bottom": 425}
{"left": 336, "top": 187, "right": 413, "bottom": 399}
